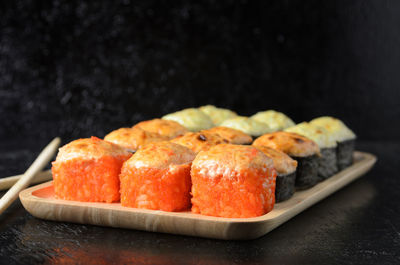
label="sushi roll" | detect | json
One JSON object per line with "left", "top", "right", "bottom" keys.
{"left": 51, "top": 137, "right": 132, "bottom": 203}
{"left": 255, "top": 146, "right": 298, "bottom": 202}
{"left": 171, "top": 131, "right": 228, "bottom": 154}
{"left": 133, "top": 118, "right": 189, "bottom": 140}
{"left": 191, "top": 144, "right": 277, "bottom": 218}
{"left": 310, "top": 116, "right": 356, "bottom": 170}
{"left": 285, "top": 122, "right": 338, "bottom": 180}
{"left": 220, "top": 116, "right": 273, "bottom": 139}
{"left": 198, "top": 105, "right": 238, "bottom": 125}
{"left": 162, "top": 108, "right": 214, "bottom": 132}
{"left": 104, "top": 127, "right": 168, "bottom": 152}
{"left": 251, "top": 110, "right": 295, "bottom": 131}
{"left": 120, "top": 141, "right": 195, "bottom": 211}
{"left": 253, "top": 131, "right": 320, "bottom": 189}
{"left": 204, "top": 126, "right": 253, "bottom": 145}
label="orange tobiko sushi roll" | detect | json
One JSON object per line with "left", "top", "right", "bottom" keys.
{"left": 191, "top": 144, "right": 277, "bottom": 218}
{"left": 120, "top": 141, "right": 195, "bottom": 211}
{"left": 51, "top": 137, "right": 131, "bottom": 203}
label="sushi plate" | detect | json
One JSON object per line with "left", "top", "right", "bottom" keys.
{"left": 19, "top": 151, "right": 376, "bottom": 240}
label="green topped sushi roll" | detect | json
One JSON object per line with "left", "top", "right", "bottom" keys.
{"left": 251, "top": 110, "right": 295, "bottom": 132}
{"left": 162, "top": 108, "right": 214, "bottom": 132}
{"left": 310, "top": 116, "right": 356, "bottom": 170}
{"left": 285, "top": 122, "right": 338, "bottom": 180}
{"left": 198, "top": 105, "right": 238, "bottom": 125}
{"left": 220, "top": 116, "right": 274, "bottom": 139}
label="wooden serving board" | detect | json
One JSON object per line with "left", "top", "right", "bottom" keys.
{"left": 19, "top": 151, "right": 376, "bottom": 240}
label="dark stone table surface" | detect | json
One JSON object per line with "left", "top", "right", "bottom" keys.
{"left": 0, "top": 138, "right": 399, "bottom": 265}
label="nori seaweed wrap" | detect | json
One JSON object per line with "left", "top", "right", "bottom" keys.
{"left": 291, "top": 154, "right": 319, "bottom": 188}
{"left": 276, "top": 172, "right": 297, "bottom": 202}
{"left": 255, "top": 146, "right": 298, "bottom": 202}
{"left": 336, "top": 139, "right": 355, "bottom": 169}
{"left": 253, "top": 131, "right": 320, "bottom": 190}
{"left": 318, "top": 147, "right": 338, "bottom": 180}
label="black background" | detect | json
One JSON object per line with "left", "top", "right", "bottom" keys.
{"left": 1, "top": 2, "right": 400, "bottom": 264}
{"left": 1, "top": 0, "right": 399, "bottom": 143}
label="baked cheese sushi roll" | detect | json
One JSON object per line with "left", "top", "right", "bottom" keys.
{"left": 255, "top": 146, "right": 298, "bottom": 202}
{"left": 251, "top": 110, "right": 295, "bottom": 132}
{"left": 204, "top": 126, "right": 252, "bottom": 145}
{"left": 285, "top": 122, "right": 338, "bottom": 180}
{"left": 198, "top": 105, "right": 238, "bottom": 125}
{"left": 120, "top": 141, "right": 195, "bottom": 211}
{"left": 104, "top": 127, "right": 167, "bottom": 152}
{"left": 310, "top": 116, "right": 356, "bottom": 170}
{"left": 133, "top": 118, "right": 189, "bottom": 139}
{"left": 220, "top": 116, "right": 273, "bottom": 138}
{"left": 51, "top": 137, "right": 131, "bottom": 203}
{"left": 162, "top": 108, "right": 214, "bottom": 132}
{"left": 191, "top": 144, "right": 277, "bottom": 218}
{"left": 171, "top": 131, "right": 228, "bottom": 154}
{"left": 253, "top": 131, "right": 320, "bottom": 189}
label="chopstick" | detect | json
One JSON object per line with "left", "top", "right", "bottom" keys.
{"left": 0, "top": 170, "right": 52, "bottom": 191}
{"left": 0, "top": 137, "right": 61, "bottom": 215}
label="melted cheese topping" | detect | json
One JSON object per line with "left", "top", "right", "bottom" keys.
{"left": 204, "top": 126, "right": 253, "bottom": 145}
{"left": 253, "top": 131, "right": 320, "bottom": 157}
{"left": 55, "top": 136, "right": 130, "bottom": 162}
{"left": 285, "top": 122, "right": 337, "bottom": 148}
{"left": 310, "top": 116, "right": 356, "bottom": 142}
{"left": 124, "top": 141, "right": 195, "bottom": 169}
{"left": 199, "top": 105, "right": 238, "bottom": 125}
{"left": 133, "top": 118, "right": 189, "bottom": 139}
{"left": 255, "top": 146, "right": 297, "bottom": 175}
{"left": 220, "top": 116, "right": 273, "bottom": 136}
{"left": 104, "top": 127, "right": 168, "bottom": 151}
{"left": 171, "top": 131, "right": 228, "bottom": 154}
{"left": 162, "top": 108, "right": 214, "bottom": 132}
{"left": 192, "top": 144, "right": 274, "bottom": 179}
{"left": 251, "top": 110, "right": 295, "bottom": 131}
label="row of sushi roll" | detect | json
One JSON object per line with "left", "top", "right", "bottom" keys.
{"left": 51, "top": 105, "right": 356, "bottom": 218}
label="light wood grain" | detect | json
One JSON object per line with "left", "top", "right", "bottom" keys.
{"left": 0, "top": 170, "right": 52, "bottom": 191}
{"left": 19, "top": 151, "right": 376, "bottom": 240}
{"left": 0, "top": 138, "right": 60, "bottom": 214}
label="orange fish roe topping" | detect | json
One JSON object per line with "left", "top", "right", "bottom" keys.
{"left": 191, "top": 144, "right": 277, "bottom": 218}
{"left": 104, "top": 127, "right": 168, "bottom": 151}
{"left": 203, "top": 126, "right": 253, "bottom": 145}
{"left": 120, "top": 141, "right": 196, "bottom": 211}
{"left": 133, "top": 118, "right": 189, "bottom": 139}
{"left": 52, "top": 137, "right": 131, "bottom": 203}
{"left": 254, "top": 145, "right": 298, "bottom": 175}
{"left": 170, "top": 131, "right": 228, "bottom": 154}
{"left": 253, "top": 131, "right": 320, "bottom": 157}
